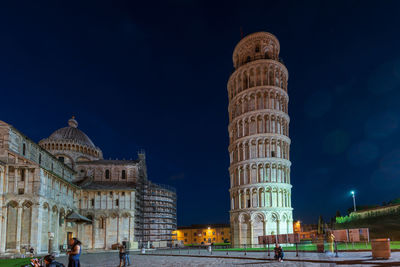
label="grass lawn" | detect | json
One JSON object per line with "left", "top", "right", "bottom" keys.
{"left": 184, "top": 243, "right": 231, "bottom": 247}
{"left": 214, "top": 241, "right": 400, "bottom": 252}
{"left": 0, "top": 257, "right": 32, "bottom": 267}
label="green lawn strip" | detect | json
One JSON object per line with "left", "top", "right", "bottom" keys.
{"left": 214, "top": 241, "right": 400, "bottom": 252}
{"left": 0, "top": 258, "right": 32, "bottom": 267}
{"left": 184, "top": 243, "right": 231, "bottom": 247}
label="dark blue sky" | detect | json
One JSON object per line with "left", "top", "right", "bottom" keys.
{"left": 1, "top": 0, "right": 400, "bottom": 225}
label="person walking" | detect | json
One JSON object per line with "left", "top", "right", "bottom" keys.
{"left": 123, "top": 242, "right": 131, "bottom": 266}
{"left": 67, "top": 238, "right": 81, "bottom": 267}
{"left": 118, "top": 243, "right": 127, "bottom": 267}
{"left": 328, "top": 232, "right": 335, "bottom": 253}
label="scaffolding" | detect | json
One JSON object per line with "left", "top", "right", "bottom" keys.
{"left": 134, "top": 151, "right": 177, "bottom": 248}
{"left": 142, "top": 181, "right": 177, "bottom": 247}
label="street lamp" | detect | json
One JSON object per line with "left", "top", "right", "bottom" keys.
{"left": 350, "top": 191, "right": 356, "bottom": 212}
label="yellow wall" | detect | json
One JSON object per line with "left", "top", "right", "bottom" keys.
{"left": 172, "top": 226, "right": 231, "bottom": 245}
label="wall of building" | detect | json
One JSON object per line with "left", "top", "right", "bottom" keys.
{"left": 173, "top": 225, "right": 231, "bottom": 245}
{"left": 0, "top": 119, "right": 177, "bottom": 254}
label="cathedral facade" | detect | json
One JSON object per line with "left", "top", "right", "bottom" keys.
{"left": 0, "top": 117, "right": 176, "bottom": 255}
{"left": 227, "top": 32, "right": 293, "bottom": 247}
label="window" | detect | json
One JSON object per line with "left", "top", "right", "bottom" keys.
{"left": 116, "top": 199, "right": 119, "bottom": 206}
{"left": 193, "top": 232, "right": 197, "bottom": 236}
{"left": 91, "top": 199, "right": 95, "bottom": 207}
{"left": 99, "top": 218, "right": 105, "bottom": 229}
{"left": 246, "top": 56, "right": 251, "bottom": 62}
{"left": 58, "top": 156, "right": 65, "bottom": 163}
{"left": 255, "top": 46, "right": 260, "bottom": 53}
{"left": 97, "top": 192, "right": 100, "bottom": 196}
{"left": 105, "top": 169, "right": 110, "bottom": 179}
{"left": 21, "top": 169, "right": 25, "bottom": 181}
{"left": 204, "top": 238, "right": 206, "bottom": 241}
{"left": 203, "top": 232, "right": 206, "bottom": 236}
{"left": 271, "top": 151, "right": 276, "bottom": 157}
{"left": 221, "top": 231, "right": 224, "bottom": 235}
{"left": 184, "top": 233, "right": 188, "bottom": 237}
{"left": 51, "top": 163, "right": 53, "bottom": 171}
{"left": 59, "top": 214, "right": 64, "bottom": 226}
{"left": 194, "top": 238, "right": 196, "bottom": 242}
{"left": 213, "top": 238, "right": 215, "bottom": 241}
{"left": 110, "top": 192, "right": 113, "bottom": 197}
{"left": 39, "top": 154, "right": 42, "bottom": 164}
{"left": 22, "top": 144, "right": 26, "bottom": 156}
{"left": 121, "top": 170, "right": 126, "bottom": 179}
{"left": 122, "top": 192, "right": 125, "bottom": 196}
{"left": 213, "top": 232, "right": 215, "bottom": 235}
{"left": 18, "top": 188, "right": 24, "bottom": 195}
{"left": 184, "top": 239, "right": 187, "bottom": 242}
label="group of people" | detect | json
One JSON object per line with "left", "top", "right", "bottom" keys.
{"left": 24, "top": 238, "right": 133, "bottom": 267}
{"left": 118, "top": 242, "right": 131, "bottom": 267}
{"left": 25, "top": 238, "right": 81, "bottom": 267}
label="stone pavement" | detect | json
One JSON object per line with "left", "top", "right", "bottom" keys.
{"left": 51, "top": 249, "right": 400, "bottom": 266}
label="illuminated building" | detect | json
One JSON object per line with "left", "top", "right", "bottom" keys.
{"left": 172, "top": 224, "right": 230, "bottom": 245}
{"left": 227, "top": 32, "right": 293, "bottom": 247}
{"left": 0, "top": 117, "right": 176, "bottom": 254}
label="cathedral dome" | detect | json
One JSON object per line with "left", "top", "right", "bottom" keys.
{"left": 39, "top": 117, "right": 103, "bottom": 167}
{"left": 48, "top": 117, "right": 96, "bottom": 148}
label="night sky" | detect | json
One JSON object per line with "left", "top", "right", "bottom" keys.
{"left": 1, "top": 1, "right": 400, "bottom": 225}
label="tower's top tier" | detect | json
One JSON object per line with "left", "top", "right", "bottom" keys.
{"left": 233, "top": 32, "right": 280, "bottom": 69}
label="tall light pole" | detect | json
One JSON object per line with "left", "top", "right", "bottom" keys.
{"left": 351, "top": 191, "right": 356, "bottom": 212}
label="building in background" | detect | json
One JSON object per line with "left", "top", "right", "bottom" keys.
{"left": 0, "top": 117, "right": 176, "bottom": 255}
{"left": 227, "top": 32, "right": 293, "bottom": 247}
{"left": 173, "top": 224, "right": 230, "bottom": 245}
{"left": 293, "top": 221, "right": 318, "bottom": 240}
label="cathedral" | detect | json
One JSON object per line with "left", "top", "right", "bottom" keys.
{"left": 0, "top": 117, "right": 177, "bottom": 255}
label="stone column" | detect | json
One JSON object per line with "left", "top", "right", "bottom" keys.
{"left": 117, "top": 215, "right": 120, "bottom": 243}
{"left": 104, "top": 217, "right": 107, "bottom": 249}
{"left": 15, "top": 206, "right": 22, "bottom": 251}
{"left": 263, "top": 220, "right": 267, "bottom": 236}
{"left": 30, "top": 203, "right": 42, "bottom": 253}
{"left": 92, "top": 217, "right": 96, "bottom": 249}
{"left": 128, "top": 215, "right": 134, "bottom": 245}
{"left": 276, "top": 220, "right": 280, "bottom": 235}
{"left": 0, "top": 206, "right": 7, "bottom": 253}
{"left": 54, "top": 210, "right": 59, "bottom": 252}
{"left": 249, "top": 220, "right": 254, "bottom": 248}
{"left": 238, "top": 220, "right": 241, "bottom": 248}
{"left": 24, "top": 168, "right": 28, "bottom": 194}
{"left": 14, "top": 167, "right": 18, "bottom": 194}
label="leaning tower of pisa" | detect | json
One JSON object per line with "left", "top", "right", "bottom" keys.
{"left": 227, "top": 32, "right": 293, "bottom": 247}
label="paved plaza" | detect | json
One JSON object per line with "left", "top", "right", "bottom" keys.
{"left": 47, "top": 249, "right": 400, "bottom": 266}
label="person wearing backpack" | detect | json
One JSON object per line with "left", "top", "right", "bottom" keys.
{"left": 44, "top": 254, "right": 65, "bottom": 267}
